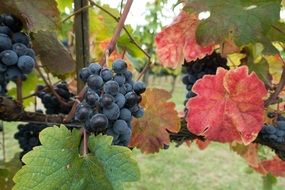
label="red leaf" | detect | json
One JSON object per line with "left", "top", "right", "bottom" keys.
{"left": 255, "top": 157, "right": 285, "bottom": 177}
{"left": 195, "top": 140, "right": 210, "bottom": 150}
{"left": 186, "top": 66, "right": 267, "bottom": 144}
{"left": 129, "top": 88, "right": 181, "bottom": 153}
{"left": 155, "top": 11, "right": 214, "bottom": 68}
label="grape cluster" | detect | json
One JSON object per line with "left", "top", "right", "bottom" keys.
{"left": 259, "top": 114, "right": 285, "bottom": 160}
{"left": 76, "top": 59, "right": 146, "bottom": 146}
{"left": 14, "top": 122, "right": 48, "bottom": 159}
{"left": 182, "top": 52, "right": 228, "bottom": 107}
{"left": 0, "top": 13, "right": 36, "bottom": 95}
{"left": 37, "top": 81, "right": 74, "bottom": 114}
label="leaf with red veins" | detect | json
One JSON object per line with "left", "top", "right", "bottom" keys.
{"left": 155, "top": 11, "right": 214, "bottom": 68}
{"left": 129, "top": 88, "right": 181, "bottom": 153}
{"left": 186, "top": 66, "right": 267, "bottom": 144}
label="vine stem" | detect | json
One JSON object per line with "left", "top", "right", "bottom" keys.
{"left": 16, "top": 77, "right": 22, "bottom": 104}
{"left": 1, "top": 121, "right": 6, "bottom": 161}
{"left": 62, "top": 4, "right": 92, "bottom": 23}
{"left": 137, "top": 60, "right": 152, "bottom": 81}
{"left": 83, "top": 128, "right": 88, "bottom": 156}
{"left": 35, "top": 62, "right": 70, "bottom": 107}
{"left": 98, "top": 0, "right": 133, "bottom": 65}
{"left": 264, "top": 54, "right": 285, "bottom": 107}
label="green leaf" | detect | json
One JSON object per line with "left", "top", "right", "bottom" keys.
{"left": 0, "top": 0, "right": 60, "bottom": 32}
{"left": 0, "top": 154, "right": 22, "bottom": 190}
{"left": 262, "top": 174, "right": 277, "bottom": 190}
{"left": 31, "top": 31, "right": 76, "bottom": 76}
{"left": 13, "top": 126, "right": 140, "bottom": 190}
{"left": 185, "top": 0, "right": 281, "bottom": 50}
{"left": 247, "top": 58, "right": 272, "bottom": 87}
{"left": 56, "top": 0, "right": 73, "bottom": 12}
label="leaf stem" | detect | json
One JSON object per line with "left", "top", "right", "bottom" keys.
{"left": 264, "top": 54, "right": 285, "bottom": 107}
{"left": 16, "top": 77, "right": 23, "bottom": 104}
{"left": 62, "top": 4, "right": 92, "bottom": 23}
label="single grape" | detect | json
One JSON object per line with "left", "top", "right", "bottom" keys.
{"left": 12, "top": 32, "right": 30, "bottom": 46}
{"left": 0, "top": 33, "right": 12, "bottom": 51}
{"left": 79, "top": 67, "right": 91, "bottom": 82}
{"left": 103, "top": 80, "right": 119, "bottom": 96}
{"left": 133, "top": 107, "right": 144, "bottom": 118}
{"left": 125, "top": 92, "right": 138, "bottom": 107}
{"left": 115, "top": 93, "right": 126, "bottom": 108}
{"left": 100, "top": 68, "right": 113, "bottom": 82}
{"left": 5, "top": 66, "right": 25, "bottom": 81}
{"left": 87, "top": 74, "right": 104, "bottom": 90}
{"left": 123, "top": 70, "right": 133, "bottom": 81}
{"left": 0, "top": 62, "right": 7, "bottom": 72}
{"left": 0, "top": 25, "right": 12, "bottom": 36}
{"left": 85, "top": 90, "right": 99, "bottom": 107}
{"left": 0, "top": 50, "right": 18, "bottom": 65}
{"left": 133, "top": 81, "right": 146, "bottom": 94}
{"left": 88, "top": 113, "right": 108, "bottom": 132}
{"left": 112, "top": 59, "right": 127, "bottom": 74}
{"left": 100, "top": 94, "right": 114, "bottom": 108}
{"left": 12, "top": 43, "right": 27, "bottom": 57}
{"left": 119, "top": 108, "right": 132, "bottom": 121}
{"left": 88, "top": 63, "right": 102, "bottom": 75}
{"left": 17, "top": 55, "right": 35, "bottom": 74}
{"left": 114, "top": 74, "right": 126, "bottom": 86}
{"left": 75, "top": 104, "right": 92, "bottom": 121}
{"left": 113, "top": 119, "right": 129, "bottom": 134}
{"left": 3, "top": 14, "right": 23, "bottom": 32}
{"left": 103, "top": 103, "right": 120, "bottom": 120}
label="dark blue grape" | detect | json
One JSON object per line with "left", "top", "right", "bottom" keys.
{"left": 0, "top": 63, "right": 7, "bottom": 72}
{"left": 119, "top": 108, "right": 132, "bottom": 121}
{"left": 112, "top": 59, "right": 127, "bottom": 74}
{"left": 124, "top": 83, "right": 133, "bottom": 93}
{"left": 0, "top": 50, "right": 18, "bottom": 65}
{"left": 103, "top": 103, "right": 120, "bottom": 120}
{"left": 79, "top": 67, "right": 91, "bottom": 82}
{"left": 5, "top": 66, "right": 25, "bottom": 81}
{"left": 113, "top": 119, "right": 129, "bottom": 134}
{"left": 0, "top": 26, "right": 12, "bottom": 36}
{"left": 3, "top": 14, "right": 23, "bottom": 32}
{"left": 100, "top": 94, "right": 114, "bottom": 108}
{"left": 133, "top": 108, "right": 144, "bottom": 118}
{"left": 88, "top": 63, "right": 102, "bottom": 75}
{"left": 12, "top": 43, "right": 27, "bottom": 56}
{"left": 87, "top": 74, "right": 104, "bottom": 90}
{"left": 115, "top": 93, "right": 126, "bottom": 108}
{"left": 12, "top": 32, "right": 30, "bottom": 46}
{"left": 133, "top": 81, "right": 146, "bottom": 94}
{"left": 17, "top": 55, "right": 35, "bottom": 74}
{"left": 123, "top": 70, "right": 133, "bottom": 81}
{"left": 100, "top": 68, "right": 113, "bottom": 82}
{"left": 114, "top": 74, "right": 126, "bottom": 86}
{"left": 125, "top": 92, "right": 138, "bottom": 107}
{"left": 0, "top": 33, "right": 12, "bottom": 51}
{"left": 88, "top": 113, "right": 108, "bottom": 132}
{"left": 75, "top": 104, "right": 92, "bottom": 121}
{"left": 103, "top": 80, "right": 119, "bottom": 96}
{"left": 106, "top": 128, "right": 119, "bottom": 141}
{"left": 85, "top": 90, "right": 99, "bottom": 107}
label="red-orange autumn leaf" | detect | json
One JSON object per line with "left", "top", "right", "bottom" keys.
{"left": 195, "top": 140, "right": 210, "bottom": 150}
{"left": 231, "top": 143, "right": 260, "bottom": 168}
{"left": 155, "top": 11, "right": 214, "bottom": 68}
{"left": 186, "top": 66, "right": 267, "bottom": 144}
{"left": 254, "top": 156, "right": 285, "bottom": 177}
{"left": 129, "top": 88, "right": 180, "bottom": 153}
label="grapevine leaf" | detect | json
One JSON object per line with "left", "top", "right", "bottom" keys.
{"left": 155, "top": 11, "right": 214, "bottom": 68}
{"left": 186, "top": 66, "right": 267, "bottom": 144}
{"left": 184, "top": 0, "right": 281, "bottom": 53}
{"left": 31, "top": 31, "right": 75, "bottom": 76}
{"left": 230, "top": 143, "right": 260, "bottom": 168}
{"left": 13, "top": 126, "right": 140, "bottom": 190}
{"left": 130, "top": 88, "right": 181, "bottom": 153}
{"left": 0, "top": 0, "right": 60, "bottom": 32}
{"left": 56, "top": 0, "right": 73, "bottom": 12}
{"left": 195, "top": 140, "right": 210, "bottom": 150}
{"left": 254, "top": 156, "right": 285, "bottom": 177}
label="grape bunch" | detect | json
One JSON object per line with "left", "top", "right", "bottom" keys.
{"left": 37, "top": 81, "right": 74, "bottom": 114}
{"left": 76, "top": 59, "right": 146, "bottom": 146}
{"left": 0, "top": 13, "right": 36, "bottom": 95}
{"left": 14, "top": 122, "right": 48, "bottom": 159}
{"left": 259, "top": 114, "right": 285, "bottom": 160}
{"left": 182, "top": 52, "right": 229, "bottom": 108}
